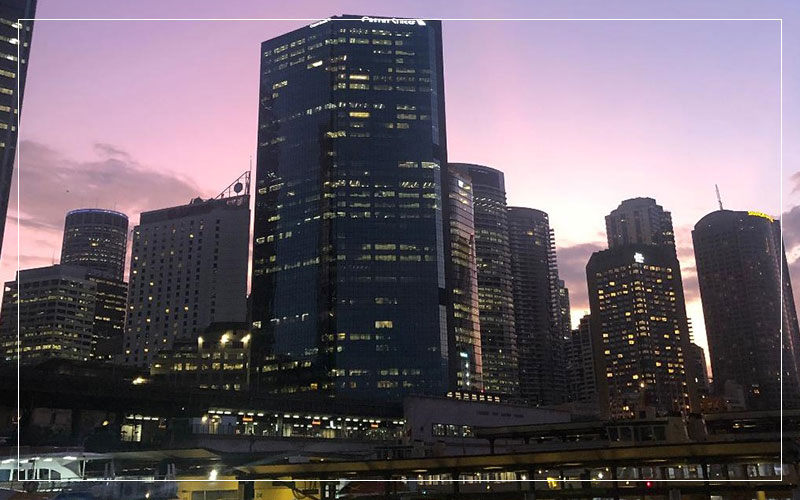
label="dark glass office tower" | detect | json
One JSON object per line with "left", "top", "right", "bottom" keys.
{"left": 444, "top": 165, "right": 482, "bottom": 392}
{"left": 507, "top": 207, "right": 566, "bottom": 406}
{"left": 61, "top": 208, "right": 129, "bottom": 281}
{"left": 451, "top": 164, "right": 518, "bottom": 397}
{"left": 587, "top": 244, "right": 692, "bottom": 418}
{"left": 692, "top": 210, "right": 800, "bottom": 410}
{"left": 0, "top": 0, "right": 36, "bottom": 261}
{"left": 606, "top": 198, "right": 675, "bottom": 250}
{"left": 251, "top": 16, "right": 450, "bottom": 400}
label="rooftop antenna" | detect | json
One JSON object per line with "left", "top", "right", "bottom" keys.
{"left": 215, "top": 170, "right": 251, "bottom": 200}
{"left": 715, "top": 184, "right": 724, "bottom": 210}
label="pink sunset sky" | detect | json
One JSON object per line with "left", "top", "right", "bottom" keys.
{"left": 3, "top": 0, "right": 799, "bottom": 374}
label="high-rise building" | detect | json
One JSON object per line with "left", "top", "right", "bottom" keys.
{"left": 124, "top": 179, "right": 250, "bottom": 368}
{"left": 587, "top": 244, "right": 692, "bottom": 418}
{"left": 557, "top": 279, "right": 572, "bottom": 340}
{"left": 507, "top": 207, "right": 565, "bottom": 406}
{"left": 688, "top": 342, "right": 710, "bottom": 398}
{"left": 605, "top": 198, "right": 675, "bottom": 250}
{"left": 1, "top": 264, "right": 96, "bottom": 364}
{"left": 565, "top": 314, "right": 597, "bottom": 405}
{"left": 452, "top": 163, "right": 518, "bottom": 398}
{"left": 0, "top": 0, "right": 36, "bottom": 261}
{"left": 692, "top": 209, "right": 800, "bottom": 410}
{"left": 250, "top": 16, "right": 450, "bottom": 400}
{"left": 58, "top": 209, "right": 129, "bottom": 361}
{"left": 444, "top": 165, "right": 482, "bottom": 392}
{"left": 61, "top": 208, "right": 129, "bottom": 281}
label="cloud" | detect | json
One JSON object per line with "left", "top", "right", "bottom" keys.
{"left": 556, "top": 236, "right": 705, "bottom": 325}
{"left": 791, "top": 172, "right": 800, "bottom": 194}
{"left": 12, "top": 140, "right": 204, "bottom": 231}
{"left": 556, "top": 241, "right": 606, "bottom": 318}
{"left": 2, "top": 140, "right": 207, "bottom": 285}
{"left": 680, "top": 264, "right": 700, "bottom": 303}
{"left": 781, "top": 205, "right": 800, "bottom": 316}
{"left": 782, "top": 205, "right": 800, "bottom": 250}
{"left": 93, "top": 142, "right": 132, "bottom": 160}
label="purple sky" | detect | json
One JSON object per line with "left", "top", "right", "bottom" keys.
{"left": 4, "top": 0, "right": 800, "bottom": 374}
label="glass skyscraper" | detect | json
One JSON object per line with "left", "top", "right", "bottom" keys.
{"left": 0, "top": 0, "right": 35, "bottom": 261}
{"left": 692, "top": 210, "right": 800, "bottom": 410}
{"left": 251, "top": 16, "right": 451, "bottom": 400}
{"left": 452, "top": 163, "right": 518, "bottom": 398}
{"left": 445, "top": 165, "right": 482, "bottom": 392}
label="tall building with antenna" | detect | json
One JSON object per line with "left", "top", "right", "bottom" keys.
{"left": 693, "top": 209, "right": 800, "bottom": 410}
{"left": 122, "top": 173, "right": 250, "bottom": 367}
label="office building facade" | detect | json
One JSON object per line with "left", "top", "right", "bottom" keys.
{"left": 124, "top": 189, "right": 249, "bottom": 367}
{"left": 0, "top": 264, "right": 96, "bottom": 364}
{"left": 452, "top": 163, "right": 518, "bottom": 397}
{"left": 150, "top": 322, "right": 251, "bottom": 392}
{"left": 61, "top": 208, "right": 129, "bottom": 281}
{"left": 507, "top": 207, "right": 565, "bottom": 406}
{"left": 0, "top": 0, "right": 36, "bottom": 261}
{"left": 692, "top": 210, "right": 800, "bottom": 410}
{"left": 251, "top": 16, "right": 451, "bottom": 399}
{"left": 587, "top": 244, "right": 692, "bottom": 418}
{"left": 90, "top": 275, "right": 128, "bottom": 361}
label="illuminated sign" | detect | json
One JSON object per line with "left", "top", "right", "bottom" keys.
{"left": 360, "top": 16, "right": 426, "bottom": 26}
{"left": 310, "top": 17, "right": 426, "bottom": 28}
{"left": 748, "top": 211, "right": 775, "bottom": 222}
{"left": 633, "top": 252, "right": 645, "bottom": 264}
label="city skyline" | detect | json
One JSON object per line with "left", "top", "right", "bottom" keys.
{"left": 2, "top": 1, "right": 798, "bottom": 363}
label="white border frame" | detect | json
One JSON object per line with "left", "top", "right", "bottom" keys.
{"left": 11, "top": 16, "right": 785, "bottom": 486}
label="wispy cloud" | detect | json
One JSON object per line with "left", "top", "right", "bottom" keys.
{"left": 2, "top": 140, "right": 208, "bottom": 284}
